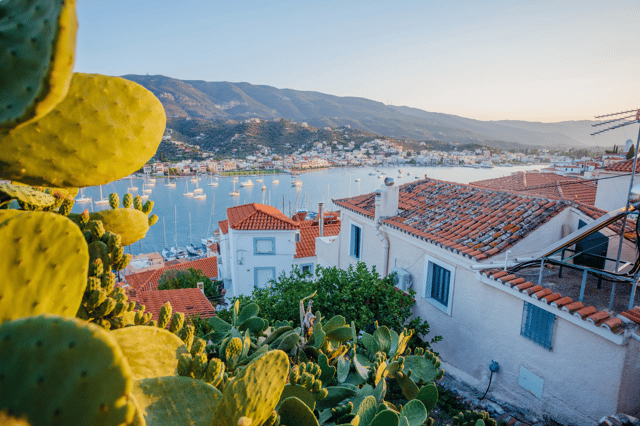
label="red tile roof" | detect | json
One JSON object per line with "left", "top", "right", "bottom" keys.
{"left": 219, "top": 220, "right": 229, "bottom": 235}
{"left": 128, "top": 288, "right": 215, "bottom": 321}
{"left": 226, "top": 203, "right": 298, "bottom": 230}
{"left": 295, "top": 213, "right": 341, "bottom": 258}
{"left": 481, "top": 269, "right": 627, "bottom": 335}
{"left": 603, "top": 159, "right": 639, "bottom": 173}
{"left": 335, "top": 178, "right": 575, "bottom": 261}
{"left": 470, "top": 172, "right": 597, "bottom": 205}
{"left": 126, "top": 256, "right": 218, "bottom": 292}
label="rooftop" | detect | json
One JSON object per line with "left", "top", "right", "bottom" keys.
{"left": 295, "top": 212, "right": 341, "bottom": 258}
{"left": 470, "top": 171, "right": 597, "bottom": 205}
{"left": 226, "top": 203, "right": 298, "bottom": 231}
{"left": 125, "top": 256, "right": 218, "bottom": 292}
{"left": 127, "top": 288, "right": 215, "bottom": 321}
{"left": 603, "top": 158, "right": 639, "bottom": 173}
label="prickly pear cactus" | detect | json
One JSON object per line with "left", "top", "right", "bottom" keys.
{"left": 132, "top": 376, "right": 222, "bottom": 426}
{"left": 452, "top": 409, "right": 497, "bottom": 426}
{"left": 0, "top": 315, "right": 135, "bottom": 426}
{"left": 0, "top": 183, "right": 56, "bottom": 210}
{"left": 0, "top": 210, "right": 88, "bottom": 323}
{"left": 89, "top": 208, "right": 150, "bottom": 246}
{"left": 213, "top": 350, "right": 290, "bottom": 426}
{"left": 0, "top": 0, "right": 77, "bottom": 129}
{"left": 0, "top": 73, "right": 166, "bottom": 187}
{"left": 111, "top": 325, "right": 189, "bottom": 380}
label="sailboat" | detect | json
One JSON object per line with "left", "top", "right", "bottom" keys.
{"left": 165, "top": 176, "right": 176, "bottom": 187}
{"left": 207, "top": 175, "right": 218, "bottom": 186}
{"left": 229, "top": 180, "right": 239, "bottom": 197}
{"left": 161, "top": 217, "right": 174, "bottom": 260}
{"left": 127, "top": 177, "right": 138, "bottom": 191}
{"left": 145, "top": 173, "right": 155, "bottom": 187}
{"left": 191, "top": 174, "right": 198, "bottom": 183}
{"left": 193, "top": 180, "right": 203, "bottom": 194}
{"left": 143, "top": 181, "right": 152, "bottom": 193}
{"left": 201, "top": 195, "right": 216, "bottom": 246}
{"left": 240, "top": 179, "right": 254, "bottom": 187}
{"left": 76, "top": 188, "right": 91, "bottom": 203}
{"left": 183, "top": 180, "right": 193, "bottom": 197}
{"left": 94, "top": 185, "right": 109, "bottom": 205}
{"left": 272, "top": 176, "right": 279, "bottom": 184}
{"left": 172, "top": 205, "right": 187, "bottom": 258}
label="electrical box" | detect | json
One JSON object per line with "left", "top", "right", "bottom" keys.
{"left": 390, "top": 267, "right": 412, "bottom": 291}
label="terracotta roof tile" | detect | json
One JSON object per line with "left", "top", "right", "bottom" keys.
{"left": 126, "top": 256, "right": 218, "bottom": 292}
{"left": 227, "top": 203, "right": 298, "bottom": 231}
{"left": 218, "top": 220, "right": 229, "bottom": 235}
{"left": 133, "top": 288, "right": 215, "bottom": 321}
{"left": 295, "top": 213, "right": 341, "bottom": 259}
{"left": 604, "top": 159, "right": 640, "bottom": 173}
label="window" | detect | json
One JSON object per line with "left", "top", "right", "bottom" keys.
{"left": 350, "top": 223, "right": 362, "bottom": 259}
{"left": 301, "top": 263, "right": 314, "bottom": 274}
{"left": 424, "top": 256, "right": 455, "bottom": 315}
{"left": 253, "top": 237, "right": 275, "bottom": 255}
{"left": 521, "top": 301, "right": 555, "bottom": 350}
{"left": 254, "top": 267, "right": 276, "bottom": 289}
{"left": 295, "top": 232, "right": 301, "bottom": 242}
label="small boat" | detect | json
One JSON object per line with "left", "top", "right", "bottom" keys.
{"left": 184, "top": 181, "right": 193, "bottom": 197}
{"left": 407, "top": 172, "right": 411, "bottom": 176}
{"left": 207, "top": 175, "right": 218, "bottom": 186}
{"left": 293, "top": 180, "right": 302, "bottom": 187}
{"left": 76, "top": 188, "right": 91, "bottom": 203}
{"left": 232, "top": 176, "right": 239, "bottom": 182}
{"left": 190, "top": 176, "right": 197, "bottom": 183}
{"left": 165, "top": 177, "right": 177, "bottom": 187}
{"left": 369, "top": 172, "right": 376, "bottom": 176}
{"left": 186, "top": 244, "right": 199, "bottom": 256}
{"left": 161, "top": 247, "right": 169, "bottom": 258}
{"left": 140, "top": 193, "right": 149, "bottom": 200}
{"left": 262, "top": 185, "right": 266, "bottom": 191}
{"left": 94, "top": 185, "right": 109, "bottom": 205}
{"left": 194, "top": 193, "right": 206, "bottom": 200}
{"left": 256, "top": 178, "right": 263, "bottom": 182}
{"left": 272, "top": 178, "right": 279, "bottom": 184}
{"left": 240, "top": 179, "right": 254, "bottom": 187}
{"left": 148, "top": 178, "right": 156, "bottom": 184}
{"left": 127, "top": 177, "right": 138, "bottom": 191}
{"left": 142, "top": 182, "right": 152, "bottom": 193}
{"left": 355, "top": 178, "right": 361, "bottom": 182}
{"left": 229, "top": 191, "right": 240, "bottom": 197}
{"left": 175, "top": 247, "right": 188, "bottom": 258}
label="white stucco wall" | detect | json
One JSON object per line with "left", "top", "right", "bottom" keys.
{"left": 228, "top": 229, "right": 297, "bottom": 296}
{"left": 337, "top": 211, "right": 386, "bottom": 272}
{"left": 315, "top": 236, "right": 340, "bottom": 268}
{"left": 595, "top": 173, "right": 630, "bottom": 212}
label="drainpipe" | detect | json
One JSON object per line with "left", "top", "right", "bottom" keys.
{"left": 374, "top": 192, "right": 390, "bottom": 276}
{"left": 318, "top": 202, "right": 324, "bottom": 238}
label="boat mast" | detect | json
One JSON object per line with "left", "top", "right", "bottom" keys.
{"left": 174, "top": 205, "right": 177, "bottom": 248}
{"left": 162, "top": 217, "right": 166, "bottom": 249}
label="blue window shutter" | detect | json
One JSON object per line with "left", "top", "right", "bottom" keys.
{"left": 350, "top": 225, "right": 356, "bottom": 257}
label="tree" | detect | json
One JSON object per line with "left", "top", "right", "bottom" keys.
{"left": 627, "top": 145, "right": 635, "bottom": 160}
{"left": 158, "top": 267, "right": 211, "bottom": 291}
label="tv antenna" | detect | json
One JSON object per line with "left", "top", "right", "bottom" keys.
{"left": 591, "top": 108, "right": 640, "bottom": 272}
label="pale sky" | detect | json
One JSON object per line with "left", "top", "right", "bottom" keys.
{"left": 75, "top": 1, "right": 639, "bottom": 122}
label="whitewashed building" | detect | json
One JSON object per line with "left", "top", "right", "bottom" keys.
{"left": 324, "top": 177, "right": 640, "bottom": 424}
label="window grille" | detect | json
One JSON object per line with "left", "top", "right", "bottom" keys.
{"left": 350, "top": 224, "right": 362, "bottom": 259}
{"left": 429, "top": 263, "right": 451, "bottom": 306}
{"left": 521, "top": 301, "right": 555, "bottom": 350}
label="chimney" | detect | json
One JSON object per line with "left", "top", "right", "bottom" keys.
{"left": 318, "top": 202, "right": 325, "bottom": 237}
{"left": 378, "top": 177, "right": 399, "bottom": 219}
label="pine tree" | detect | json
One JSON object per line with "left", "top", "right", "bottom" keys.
{"left": 627, "top": 145, "right": 635, "bottom": 160}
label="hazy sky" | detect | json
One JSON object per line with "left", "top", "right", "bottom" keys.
{"left": 75, "top": 1, "right": 639, "bottom": 122}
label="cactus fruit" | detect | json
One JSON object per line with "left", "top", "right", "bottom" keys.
{"left": 178, "top": 324, "right": 195, "bottom": 351}
{"left": 0, "top": 315, "right": 135, "bottom": 426}
{"left": 0, "top": 211, "right": 88, "bottom": 324}
{"left": 0, "top": 183, "right": 56, "bottom": 210}
{"left": 204, "top": 358, "right": 226, "bottom": 388}
{"left": 213, "top": 350, "right": 290, "bottom": 426}
{"left": 169, "top": 312, "right": 185, "bottom": 334}
{"left": 142, "top": 200, "right": 154, "bottom": 214}
{"left": 132, "top": 376, "right": 222, "bottom": 426}
{"left": 278, "top": 396, "right": 320, "bottom": 426}
{"left": 110, "top": 325, "right": 189, "bottom": 380}
{"left": 148, "top": 214, "right": 159, "bottom": 226}
{"left": 0, "top": 73, "right": 166, "bottom": 187}
{"left": 452, "top": 410, "right": 497, "bottom": 426}
{"left": 158, "top": 301, "right": 172, "bottom": 329}
{"left": 122, "top": 193, "right": 133, "bottom": 208}
{"left": 191, "top": 337, "right": 207, "bottom": 357}
{"left": 133, "top": 195, "right": 143, "bottom": 211}
{"left": 108, "top": 193, "right": 120, "bottom": 209}
{"left": 0, "top": 0, "right": 77, "bottom": 129}
{"left": 59, "top": 197, "right": 74, "bottom": 215}
{"left": 177, "top": 353, "right": 193, "bottom": 377}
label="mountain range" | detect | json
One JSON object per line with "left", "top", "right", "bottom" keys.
{"left": 124, "top": 74, "right": 621, "bottom": 149}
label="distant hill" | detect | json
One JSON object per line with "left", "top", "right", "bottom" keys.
{"left": 124, "top": 74, "right": 620, "bottom": 149}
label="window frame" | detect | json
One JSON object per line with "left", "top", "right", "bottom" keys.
{"left": 254, "top": 266, "right": 276, "bottom": 289}
{"left": 253, "top": 237, "right": 276, "bottom": 255}
{"left": 300, "top": 263, "right": 314, "bottom": 275}
{"left": 423, "top": 254, "right": 455, "bottom": 315}
{"left": 349, "top": 222, "right": 363, "bottom": 259}
{"left": 520, "top": 301, "right": 556, "bottom": 350}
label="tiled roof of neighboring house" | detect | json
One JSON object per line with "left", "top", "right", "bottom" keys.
{"left": 226, "top": 203, "right": 298, "bottom": 230}
{"left": 480, "top": 269, "right": 636, "bottom": 335}
{"left": 125, "top": 256, "right": 218, "bottom": 292}
{"left": 128, "top": 288, "right": 215, "bottom": 321}
{"left": 335, "top": 178, "right": 598, "bottom": 261}
{"left": 295, "top": 213, "right": 341, "bottom": 258}
{"left": 603, "top": 158, "right": 638, "bottom": 173}
{"left": 573, "top": 203, "right": 637, "bottom": 242}
{"left": 219, "top": 220, "right": 229, "bottom": 235}
{"left": 470, "top": 171, "right": 597, "bottom": 205}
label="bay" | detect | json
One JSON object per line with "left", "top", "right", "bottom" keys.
{"left": 73, "top": 164, "right": 542, "bottom": 256}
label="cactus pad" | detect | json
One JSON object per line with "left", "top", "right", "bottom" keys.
{"left": 278, "top": 397, "right": 319, "bottom": 426}
{"left": 278, "top": 384, "right": 316, "bottom": 412}
{"left": 132, "top": 376, "right": 222, "bottom": 426}
{"left": 90, "top": 208, "right": 150, "bottom": 246}
{"left": 0, "top": 315, "right": 135, "bottom": 426}
{"left": 0, "top": 183, "right": 55, "bottom": 209}
{"left": 370, "top": 409, "right": 400, "bottom": 426}
{"left": 0, "top": 0, "right": 77, "bottom": 129}
{"left": 0, "top": 73, "right": 166, "bottom": 187}
{"left": 400, "top": 400, "right": 428, "bottom": 426}
{"left": 213, "top": 350, "right": 289, "bottom": 426}
{"left": 0, "top": 211, "right": 88, "bottom": 323}
{"left": 111, "top": 326, "right": 189, "bottom": 380}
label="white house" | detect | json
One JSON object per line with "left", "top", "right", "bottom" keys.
{"left": 593, "top": 159, "right": 637, "bottom": 212}
{"left": 216, "top": 203, "right": 341, "bottom": 298}
{"left": 325, "top": 177, "right": 640, "bottom": 425}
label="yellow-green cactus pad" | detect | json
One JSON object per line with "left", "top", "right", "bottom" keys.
{"left": 0, "top": 210, "right": 88, "bottom": 323}
{"left": 0, "top": 73, "right": 166, "bottom": 187}
{"left": 90, "top": 208, "right": 149, "bottom": 246}
{"left": 214, "top": 350, "right": 289, "bottom": 426}
{"left": 0, "top": 183, "right": 55, "bottom": 209}
{"left": 0, "top": 315, "right": 135, "bottom": 426}
{"left": 132, "top": 376, "right": 222, "bottom": 426}
{"left": 111, "top": 326, "right": 188, "bottom": 380}
{"left": 0, "top": 0, "right": 77, "bottom": 129}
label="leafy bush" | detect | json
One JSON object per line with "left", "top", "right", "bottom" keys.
{"left": 158, "top": 267, "right": 216, "bottom": 295}
{"left": 222, "top": 262, "right": 441, "bottom": 349}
